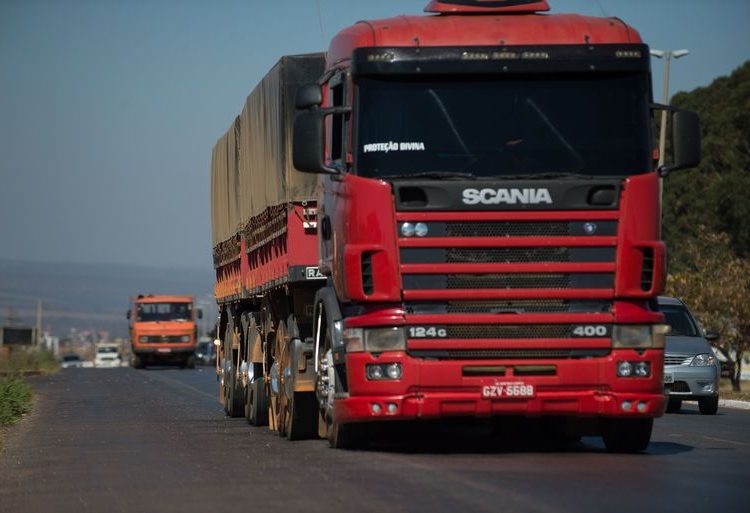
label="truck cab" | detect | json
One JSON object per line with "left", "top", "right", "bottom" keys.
{"left": 127, "top": 294, "right": 200, "bottom": 369}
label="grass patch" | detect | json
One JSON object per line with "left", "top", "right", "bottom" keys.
{"left": 0, "top": 378, "right": 33, "bottom": 427}
{"left": 0, "top": 348, "right": 59, "bottom": 376}
{"left": 719, "top": 379, "right": 750, "bottom": 402}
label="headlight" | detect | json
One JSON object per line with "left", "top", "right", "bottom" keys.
{"left": 364, "top": 327, "right": 406, "bottom": 352}
{"left": 612, "top": 325, "right": 666, "bottom": 349}
{"left": 139, "top": 336, "right": 148, "bottom": 343}
{"left": 691, "top": 353, "right": 715, "bottom": 367}
{"left": 342, "top": 327, "right": 406, "bottom": 352}
{"left": 342, "top": 328, "right": 364, "bottom": 352}
{"left": 180, "top": 335, "right": 190, "bottom": 343}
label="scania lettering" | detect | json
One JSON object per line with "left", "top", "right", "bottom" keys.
{"left": 211, "top": 0, "right": 700, "bottom": 452}
{"left": 462, "top": 188, "right": 553, "bottom": 205}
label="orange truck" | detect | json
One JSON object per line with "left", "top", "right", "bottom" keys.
{"left": 127, "top": 295, "right": 201, "bottom": 369}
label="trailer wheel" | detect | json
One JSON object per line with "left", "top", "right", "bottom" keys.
{"left": 223, "top": 321, "right": 244, "bottom": 418}
{"left": 247, "top": 372, "right": 269, "bottom": 426}
{"left": 601, "top": 418, "right": 653, "bottom": 453}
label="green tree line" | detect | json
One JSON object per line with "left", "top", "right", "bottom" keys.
{"left": 664, "top": 60, "right": 750, "bottom": 390}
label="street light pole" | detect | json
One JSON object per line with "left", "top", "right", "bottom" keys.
{"left": 650, "top": 49, "right": 689, "bottom": 167}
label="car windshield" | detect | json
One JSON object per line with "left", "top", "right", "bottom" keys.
{"left": 356, "top": 73, "right": 652, "bottom": 179}
{"left": 137, "top": 302, "right": 192, "bottom": 322}
{"left": 660, "top": 304, "right": 700, "bottom": 337}
{"left": 97, "top": 347, "right": 118, "bottom": 354}
{"left": 63, "top": 355, "right": 80, "bottom": 362}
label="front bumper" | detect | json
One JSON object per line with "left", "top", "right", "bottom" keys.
{"left": 664, "top": 364, "right": 719, "bottom": 398}
{"left": 334, "top": 350, "right": 665, "bottom": 424}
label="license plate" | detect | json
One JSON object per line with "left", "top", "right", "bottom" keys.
{"left": 664, "top": 373, "right": 674, "bottom": 384}
{"left": 481, "top": 382, "right": 535, "bottom": 399}
{"left": 157, "top": 348, "right": 172, "bottom": 353}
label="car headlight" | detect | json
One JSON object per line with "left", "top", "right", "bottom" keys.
{"left": 342, "top": 327, "right": 406, "bottom": 352}
{"left": 612, "top": 325, "right": 667, "bottom": 349}
{"left": 690, "top": 353, "right": 715, "bottom": 367}
{"left": 365, "top": 327, "right": 406, "bottom": 352}
{"left": 180, "top": 335, "right": 190, "bottom": 343}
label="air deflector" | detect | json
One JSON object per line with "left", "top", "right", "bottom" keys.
{"left": 424, "top": 0, "right": 550, "bottom": 14}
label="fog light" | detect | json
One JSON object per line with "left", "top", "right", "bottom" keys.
{"left": 401, "top": 222, "right": 415, "bottom": 237}
{"left": 371, "top": 403, "right": 382, "bottom": 415}
{"left": 637, "top": 402, "right": 647, "bottom": 413}
{"left": 387, "top": 403, "right": 398, "bottom": 414}
{"left": 621, "top": 400, "right": 632, "bottom": 412}
{"left": 386, "top": 363, "right": 402, "bottom": 379}
{"left": 617, "top": 361, "right": 633, "bottom": 377}
{"left": 414, "top": 222, "right": 428, "bottom": 237}
{"left": 366, "top": 364, "right": 384, "bottom": 380}
{"left": 634, "top": 361, "right": 651, "bottom": 377}
{"left": 701, "top": 382, "right": 715, "bottom": 393}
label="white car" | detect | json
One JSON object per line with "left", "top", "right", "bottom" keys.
{"left": 95, "top": 344, "right": 122, "bottom": 368}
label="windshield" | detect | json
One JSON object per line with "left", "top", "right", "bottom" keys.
{"left": 356, "top": 73, "right": 652, "bottom": 179}
{"left": 97, "top": 347, "right": 119, "bottom": 354}
{"left": 136, "top": 302, "right": 192, "bottom": 322}
{"left": 660, "top": 304, "right": 700, "bottom": 337}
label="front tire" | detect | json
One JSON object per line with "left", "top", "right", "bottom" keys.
{"left": 699, "top": 396, "right": 719, "bottom": 415}
{"left": 328, "top": 420, "right": 368, "bottom": 450}
{"left": 666, "top": 397, "right": 682, "bottom": 413}
{"left": 602, "top": 418, "right": 653, "bottom": 453}
{"left": 132, "top": 355, "right": 144, "bottom": 369}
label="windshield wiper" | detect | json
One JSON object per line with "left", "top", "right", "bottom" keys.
{"left": 380, "top": 171, "right": 477, "bottom": 180}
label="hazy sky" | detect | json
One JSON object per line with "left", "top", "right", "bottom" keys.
{"left": 1, "top": 0, "right": 748, "bottom": 270}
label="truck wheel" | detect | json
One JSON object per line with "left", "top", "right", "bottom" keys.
{"left": 132, "top": 355, "right": 144, "bottom": 369}
{"left": 699, "top": 396, "right": 719, "bottom": 415}
{"left": 666, "top": 397, "right": 682, "bottom": 413}
{"left": 328, "top": 421, "right": 368, "bottom": 450}
{"left": 286, "top": 392, "right": 318, "bottom": 441}
{"left": 601, "top": 418, "right": 653, "bottom": 453}
{"left": 247, "top": 375, "right": 269, "bottom": 426}
{"left": 186, "top": 355, "right": 196, "bottom": 369}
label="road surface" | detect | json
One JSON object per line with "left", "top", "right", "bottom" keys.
{"left": 1, "top": 367, "right": 749, "bottom": 513}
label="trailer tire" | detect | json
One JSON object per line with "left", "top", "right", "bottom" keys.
{"left": 247, "top": 373, "right": 269, "bottom": 426}
{"left": 223, "top": 322, "right": 244, "bottom": 418}
{"left": 601, "top": 418, "right": 653, "bottom": 453}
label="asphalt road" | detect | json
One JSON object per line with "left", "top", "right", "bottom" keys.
{"left": 2, "top": 367, "right": 749, "bottom": 513}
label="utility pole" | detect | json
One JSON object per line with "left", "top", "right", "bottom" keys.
{"left": 650, "top": 49, "right": 689, "bottom": 167}
{"left": 36, "top": 300, "right": 43, "bottom": 346}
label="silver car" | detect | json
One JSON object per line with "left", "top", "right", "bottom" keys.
{"left": 658, "top": 297, "right": 720, "bottom": 415}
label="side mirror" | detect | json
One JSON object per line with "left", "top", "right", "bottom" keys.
{"left": 705, "top": 331, "right": 720, "bottom": 342}
{"left": 657, "top": 107, "right": 701, "bottom": 175}
{"left": 295, "top": 84, "right": 323, "bottom": 109}
{"left": 197, "top": 309, "right": 203, "bottom": 320}
{"left": 126, "top": 310, "right": 131, "bottom": 320}
{"left": 293, "top": 109, "right": 339, "bottom": 175}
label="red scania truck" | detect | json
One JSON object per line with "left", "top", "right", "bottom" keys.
{"left": 211, "top": 0, "right": 700, "bottom": 452}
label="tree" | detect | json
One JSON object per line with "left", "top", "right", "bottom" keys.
{"left": 667, "top": 228, "right": 750, "bottom": 391}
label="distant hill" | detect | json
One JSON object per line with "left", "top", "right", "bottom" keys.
{"left": 0, "top": 259, "right": 217, "bottom": 338}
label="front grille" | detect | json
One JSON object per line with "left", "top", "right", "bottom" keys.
{"left": 410, "top": 220, "right": 618, "bottom": 238}
{"left": 406, "top": 300, "right": 612, "bottom": 315}
{"left": 445, "top": 221, "right": 570, "bottom": 238}
{"left": 403, "top": 273, "right": 614, "bottom": 290}
{"left": 432, "top": 324, "right": 611, "bottom": 339}
{"left": 140, "top": 335, "right": 187, "bottom": 344}
{"left": 665, "top": 355, "right": 692, "bottom": 366}
{"left": 400, "top": 247, "right": 616, "bottom": 265}
{"left": 666, "top": 381, "right": 691, "bottom": 393}
{"left": 408, "top": 348, "right": 611, "bottom": 360}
